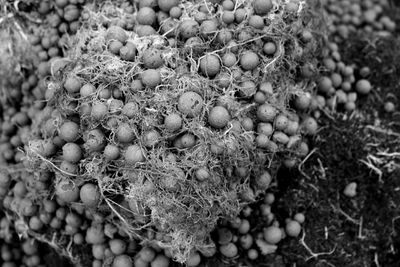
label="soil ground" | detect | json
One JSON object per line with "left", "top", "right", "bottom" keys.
{"left": 272, "top": 20, "right": 400, "bottom": 267}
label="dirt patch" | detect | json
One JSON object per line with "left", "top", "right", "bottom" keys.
{"left": 274, "top": 114, "right": 400, "bottom": 266}
{"left": 274, "top": 23, "right": 400, "bottom": 266}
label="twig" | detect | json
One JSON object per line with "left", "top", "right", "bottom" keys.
{"left": 358, "top": 216, "right": 365, "bottom": 239}
{"left": 359, "top": 158, "right": 383, "bottom": 182}
{"left": 317, "top": 158, "right": 326, "bottom": 180}
{"left": 299, "top": 231, "right": 337, "bottom": 261}
{"left": 211, "top": 33, "right": 269, "bottom": 54}
{"left": 13, "top": 21, "right": 27, "bottom": 41}
{"left": 374, "top": 252, "right": 380, "bottom": 267}
{"left": 320, "top": 107, "right": 335, "bottom": 120}
{"left": 298, "top": 147, "right": 317, "bottom": 180}
{"left": 0, "top": 13, "right": 13, "bottom": 25}
{"left": 365, "top": 125, "right": 400, "bottom": 137}
{"left": 391, "top": 216, "right": 400, "bottom": 236}
{"left": 317, "top": 260, "right": 336, "bottom": 267}
{"left": 26, "top": 149, "right": 78, "bottom": 177}
{"left": 330, "top": 204, "right": 360, "bottom": 225}
{"left": 32, "top": 233, "right": 83, "bottom": 267}
{"left": 376, "top": 151, "right": 400, "bottom": 158}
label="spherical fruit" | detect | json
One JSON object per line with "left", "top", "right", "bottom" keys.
{"left": 294, "top": 213, "right": 305, "bottom": 224}
{"left": 384, "top": 101, "right": 395, "bottom": 113}
{"left": 142, "top": 129, "right": 160, "bottom": 147}
{"left": 138, "top": 247, "right": 156, "bottom": 262}
{"left": 240, "top": 51, "right": 260, "bottom": 71}
{"left": 55, "top": 179, "right": 80, "bottom": 203}
{"left": 219, "top": 242, "right": 238, "bottom": 258}
{"left": 84, "top": 129, "right": 106, "bottom": 152}
{"left": 125, "top": 145, "right": 146, "bottom": 164}
{"left": 64, "top": 76, "right": 81, "bottom": 94}
{"left": 62, "top": 143, "right": 82, "bottom": 163}
{"left": 200, "top": 20, "right": 219, "bottom": 37}
{"left": 208, "top": 106, "right": 230, "bottom": 129}
{"left": 238, "top": 219, "right": 250, "bottom": 234}
{"left": 294, "top": 93, "right": 312, "bottom": 110}
{"left": 150, "top": 254, "right": 170, "bottom": 267}
{"left": 80, "top": 83, "right": 96, "bottom": 97}
{"left": 263, "top": 41, "right": 276, "bottom": 55}
{"left": 247, "top": 248, "right": 258, "bottom": 260}
{"left": 195, "top": 168, "right": 210, "bottom": 182}
{"left": 186, "top": 251, "right": 201, "bottom": 267}
{"left": 80, "top": 183, "right": 101, "bottom": 207}
{"left": 222, "top": 52, "right": 236, "bottom": 67}
{"left": 179, "top": 20, "right": 199, "bottom": 39}
{"left": 164, "top": 113, "right": 182, "bottom": 131}
{"left": 86, "top": 224, "right": 106, "bottom": 245}
{"left": 120, "top": 42, "right": 136, "bottom": 61}
{"left": 180, "top": 133, "right": 196, "bottom": 148}
{"left": 301, "top": 117, "right": 318, "bottom": 135}
{"left": 253, "top": 0, "right": 273, "bottom": 15}
{"left": 91, "top": 102, "right": 108, "bottom": 120}
{"left": 318, "top": 76, "right": 333, "bottom": 94}
{"left": 158, "top": 0, "right": 179, "bottom": 12}
{"left": 257, "top": 103, "right": 277, "bottom": 122}
{"left": 254, "top": 171, "right": 272, "bottom": 191}
{"left": 116, "top": 123, "right": 135, "bottom": 143}
{"left": 355, "top": 79, "right": 372, "bottom": 95}
{"left": 104, "top": 144, "right": 120, "bottom": 160}
{"left": 178, "top": 91, "right": 203, "bottom": 117}
{"left": 137, "top": 7, "right": 156, "bottom": 26}
{"left": 199, "top": 54, "right": 221, "bottom": 77}
{"left": 59, "top": 121, "right": 79, "bottom": 142}
{"left": 263, "top": 226, "right": 282, "bottom": 244}
{"left": 141, "top": 69, "right": 161, "bottom": 88}
{"left": 285, "top": 220, "right": 301, "bottom": 237}
{"left": 274, "top": 114, "right": 289, "bottom": 131}
{"left": 142, "top": 48, "right": 164, "bottom": 69}
{"left": 105, "top": 25, "right": 128, "bottom": 43}
{"left": 112, "top": 255, "right": 132, "bottom": 267}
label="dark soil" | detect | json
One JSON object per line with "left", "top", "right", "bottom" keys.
{"left": 276, "top": 114, "right": 400, "bottom": 267}
{"left": 273, "top": 20, "right": 400, "bottom": 267}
